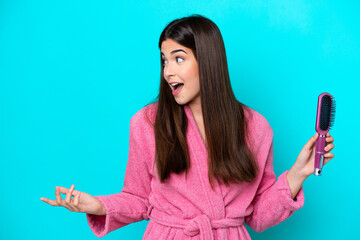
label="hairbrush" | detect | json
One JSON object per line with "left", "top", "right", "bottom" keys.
{"left": 314, "top": 93, "right": 336, "bottom": 176}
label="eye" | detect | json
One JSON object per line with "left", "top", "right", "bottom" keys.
{"left": 176, "top": 57, "right": 184, "bottom": 63}
{"left": 162, "top": 59, "right": 168, "bottom": 66}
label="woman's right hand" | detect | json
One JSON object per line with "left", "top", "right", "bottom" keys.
{"left": 40, "top": 184, "right": 106, "bottom": 216}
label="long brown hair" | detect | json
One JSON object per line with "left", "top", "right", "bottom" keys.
{"left": 154, "top": 15, "right": 258, "bottom": 186}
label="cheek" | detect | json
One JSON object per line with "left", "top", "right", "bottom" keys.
{"left": 185, "top": 64, "right": 199, "bottom": 88}
{"left": 191, "top": 71, "right": 200, "bottom": 91}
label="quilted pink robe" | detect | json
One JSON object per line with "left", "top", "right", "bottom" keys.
{"left": 86, "top": 103, "right": 304, "bottom": 239}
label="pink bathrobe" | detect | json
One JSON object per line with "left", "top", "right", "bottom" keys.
{"left": 87, "top": 103, "right": 304, "bottom": 239}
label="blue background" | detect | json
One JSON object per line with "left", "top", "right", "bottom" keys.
{"left": 1, "top": 0, "right": 359, "bottom": 239}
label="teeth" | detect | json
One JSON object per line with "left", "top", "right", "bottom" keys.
{"left": 171, "top": 83, "right": 180, "bottom": 87}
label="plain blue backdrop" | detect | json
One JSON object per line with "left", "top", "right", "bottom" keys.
{"left": 1, "top": 0, "right": 359, "bottom": 239}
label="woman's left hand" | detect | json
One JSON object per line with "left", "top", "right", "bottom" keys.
{"left": 295, "top": 132, "right": 335, "bottom": 178}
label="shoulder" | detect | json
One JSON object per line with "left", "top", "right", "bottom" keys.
{"left": 243, "top": 106, "right": 273, "bottom": 143}
{"left": 130, "top": 102, "right": 158, "bottom": 131}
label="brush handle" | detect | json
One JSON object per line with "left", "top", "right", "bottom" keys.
{"left": 314, "top": 134, "right": 326, "bottom": 176}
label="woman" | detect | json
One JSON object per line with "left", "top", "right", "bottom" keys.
{"left": 40, "top": 15, "right": 335, "bottom": 239}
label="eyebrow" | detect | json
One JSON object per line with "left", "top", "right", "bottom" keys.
{"left": 161, "top": 49, "right": 188, "bottom": 56}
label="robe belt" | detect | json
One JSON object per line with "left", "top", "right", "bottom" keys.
{"left": 147, "top": 206, "right": 244, "bottom": 240}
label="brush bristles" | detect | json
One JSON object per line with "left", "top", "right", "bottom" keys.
{"left": 320, "top": 95, "right": 332, "bottom": 131}
{"left": 329, "top": 98, "right": 336, "bottom": 130}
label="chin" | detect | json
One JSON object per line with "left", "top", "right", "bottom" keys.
{"left": 174, "top": 97, "right": 189, "bottom": 106}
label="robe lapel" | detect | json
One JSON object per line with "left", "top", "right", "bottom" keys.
{"left": 184, "top": 105, "right": 226, "bottom": 219}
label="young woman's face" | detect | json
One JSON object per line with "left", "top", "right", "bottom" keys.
{"left": 161, "top": 39, "right": 200, "bottom": 107}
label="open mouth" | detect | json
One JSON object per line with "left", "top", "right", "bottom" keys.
{"left": 170, "top": 82, "right": 184, "bottom": 95}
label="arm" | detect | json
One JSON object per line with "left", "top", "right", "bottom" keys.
{"left": 86, "top": 114, "right": 152, "bottom": 238}
{"left": 286, "top": 167, "right": 306, "bottom": 200}
{"left": 245, "top": 122, "right": 304, "bottom": 232}
{"left": 287, "top": 132, "right": 335, "bottom": 199}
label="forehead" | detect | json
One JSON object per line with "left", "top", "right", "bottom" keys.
{"left": 160, "top": 39, "right": 192, "bottom": 54}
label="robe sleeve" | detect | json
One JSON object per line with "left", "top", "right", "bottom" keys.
{"left": 86, "top": 113, "right": 152, "bottom": 238}
{"left": 245, "top": 117, "right": 305, "bottom": 233}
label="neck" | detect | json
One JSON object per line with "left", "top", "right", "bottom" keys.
{"left": 188, "top": 101, "right": 202, "bottom": 119}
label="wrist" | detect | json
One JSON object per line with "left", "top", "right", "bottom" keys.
{"left": 98, "top": 202, "right": 107, "bottom": 215}
{"left": 291, "top": 163, "right": 310, "bottom": 180}
{"left": 287, "top": 166, "right": 307, "bottom": 199}
{"left": 93, "top": 198, "right": 107, "bottom": 215}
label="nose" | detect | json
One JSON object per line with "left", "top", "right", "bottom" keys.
{"left": 164, "top": 62, "right": 175, "bottom": 80}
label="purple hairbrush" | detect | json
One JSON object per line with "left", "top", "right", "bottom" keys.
{"left": 314, "top": 93, "right": 336, "bottom": 176}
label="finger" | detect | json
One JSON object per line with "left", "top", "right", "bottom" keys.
{"left": 304, "top": 133, "right": 319, "bottom": 151}
{"left": 57, "top": 186, "right": 80, "bottom": 195}
{"left": 55, "top": 186, "right": 63, "bottom": 205}
{"left": 324, "top": 152, "right": 335, "bottom": 158}
{"left": 326, "top": 136, "right": 334, "bottom": 143}
{"left": 40, "top": 197, "right": 59, "bottom": 206}
{"left": 323, "top": 153, "right": 335, "bottom": 166}
{"left": 62, "top": 185, "right": 76, "bottom": 212}
{"left": 60, "top": 196, "right": 77, "bottom": 212}
{"left": 326, "top": 132, "right": 330, "bottom": 137}
{"left": 64, "top": 202, "right": 77, "bottom": 212}
{"left": 325, "top": 143, "right": 335, "bottom": 152}
{"left": 58, "top": 186, "right": 80, "bottom": 200}
{"left": 74, "top": 191, "right": 80, "bottom": 207}
{"left": 65, "top": 184, "right": 75, "bottom": 203}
